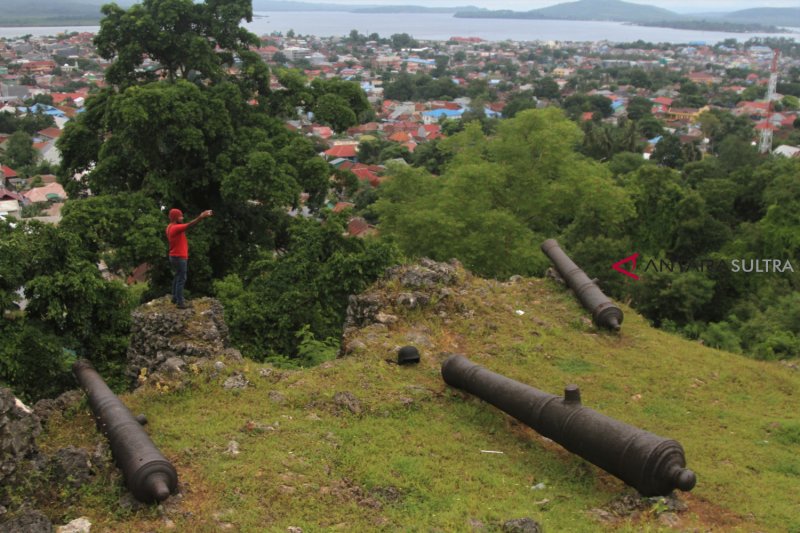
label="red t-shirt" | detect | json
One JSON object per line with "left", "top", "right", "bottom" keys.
{"left": 166, "top": 223, "right": 189, "bottom": 258}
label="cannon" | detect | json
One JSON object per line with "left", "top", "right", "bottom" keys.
{"left": 441, "top": 354, "right": 696, "bottom": 496}
{"left": 541, "top": 238, "right": 623, "bottom": 330}
{"left": 73, "top": 360, "right": 178, "bottom": 503}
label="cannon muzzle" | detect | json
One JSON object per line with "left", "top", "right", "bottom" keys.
{"left": 73, "top": 360, "right": 178, "bottom": 503}
{"left": 541, "top": 238, "right": 623, "bottom": 330}
{"left": 442, "top": 354, "right": 695, "bottom": 496}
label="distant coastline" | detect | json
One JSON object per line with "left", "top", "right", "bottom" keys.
{"left": 634, "top": 20, "right": 788, "bottom": 34}
{"left": 0, "top": 19, "right": 101, "bottom": 28}
{"left": 4, "top": 13, "right": 800, "bottom": 44}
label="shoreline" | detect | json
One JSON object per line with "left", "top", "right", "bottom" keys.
{"left": 1, "top": 21, "right": 100, "bottom": 29}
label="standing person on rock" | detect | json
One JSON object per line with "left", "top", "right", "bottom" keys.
{"left": 166, "top": 208, "right": 213, "bottom": 309}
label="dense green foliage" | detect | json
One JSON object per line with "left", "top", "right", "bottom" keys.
{"left": 383, "top": 72, "right": 466, "bottom": 101}
{"left": 215, "top": 215, "right": 399, "bottom": 361}
{"left": 2, "top": 0, "right": 391, "bottom": 400}
{"left": 374, "top": 109, "right": 800, "bottom": 360}
{"left": 376, "top": 109, "right": 631, "bottom": 278}
{"left": 0, "top": 219, "right": 133, "bottom": 401}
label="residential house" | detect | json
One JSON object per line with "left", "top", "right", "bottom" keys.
{"left": 665, "top": 105, "right": 709, "bottom": 121}
{"left": 323, "top": 144, "right": 358, "bottom": 160}
{"left": 421, "top": 108, "right": 464, "bottom": 124}
{"left": 23, "top": 182, "right": 67, "bottom": 203}
{"left": 773, "top": 145, "right": 800, "bottom": 157}
{"left": 1, "top": 165, "right": 18, "bottom": 188}
{"left": 347, "top": 217, "right": 377, "bottom": 238}
{"left": 687, "top": 71, "right": 718, "bottom": 85}
{"left": 0, "top": 199, "right": 20, "bottom": 219}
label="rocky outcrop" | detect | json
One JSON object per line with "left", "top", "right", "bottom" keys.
{"left": 48, "top": 447, "right": 93, "bottom": 489}
{"left": 0, "top": 510, "right": 53, "bottom": 532}
{"left": 341, "top": 258, "right": 465, "bottom": 356}
{"left": 32, "top": 390, "right": 82, "bottom": 427}
{"left": 386, "top": 258, "right": 459, "bottom": 289}
{"left": 126, "top": 297, "right": 241, "bottom": 388}
{"left": 344, "top": 259, "right": 461, "bottom": 330}
{"left": 0, "top": 388, "right": 42, "bottom": 485}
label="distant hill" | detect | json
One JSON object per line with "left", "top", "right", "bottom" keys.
{"left": 351, "top": 5, "right": 481, "bottom": 14}
{"left": 1, "top": 0, "right": 136, "bottom": 26}
{"left": 251, "top": 1, "right": 478, "bottom": 13}
{"left": 533, "top": 0, "right": 682, "bottom": 22}
{"left": 721, "top": 7, "right": 800, "bottom": 28}
{"left": 251, "top": 0, "right": 360, "bottom": 10}
{"left": 2, "top": 0, "right": 104, "bottom": 25}
{"left": 455, "top": 0, "right": 684, "bottom": 23}
{"left": 454, "top": 0, "right": 795, "bottom": 33}
{"left": 3, "top": 0, "right": 800, "bottom": 31}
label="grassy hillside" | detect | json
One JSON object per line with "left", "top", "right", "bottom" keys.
{"left": 29, "top": 267, "right": 800, "bottom": 532}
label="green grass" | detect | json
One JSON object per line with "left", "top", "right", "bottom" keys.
{"left": 33, "top": 272, "right": 800, "bottom": 532}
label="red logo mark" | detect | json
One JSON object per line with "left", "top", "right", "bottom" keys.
{"left": 612, "top": 253, "right": 640, "bottom": 280}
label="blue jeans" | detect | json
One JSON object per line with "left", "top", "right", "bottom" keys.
{"left": 169, "top": 256, "right": 187, "bottom": 305}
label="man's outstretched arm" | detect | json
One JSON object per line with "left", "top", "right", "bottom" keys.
{"left": 186, "top": 209, "right": 213, "bottom": 229}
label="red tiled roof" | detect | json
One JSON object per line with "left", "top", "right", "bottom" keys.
{"left": 348, "top": 217, "right": 371, "bottom": 236}
{"left": 332, "top": 202, "right": 354, "bottom": 213}
{"left": 737, "top": 101, "right": 770, "bottom": 110}
{"left": 324, "top": 145, "right": 357, "bottom": 158}
{"left": 37, "top": 127, "right": 62, "bottom": 140}
{"left": 2, "top": 165, "right": 18, "bottom": 178}
{"left": 23, "top": 183, "right": 67, "bottom": 203}
{"left": 51, "top": 92, "right": 84, "bottom": 105}
{"left": 312, "top": 126, "right": 333, "bottom": 139}
{"left": 0, "top": 188, "right": 24, "bottom": 201}
{"left": 388, "top": 131, "right": 411, "bottom": 143}
{"left": 351, "top": 167, "right": 380, "bottom": 187}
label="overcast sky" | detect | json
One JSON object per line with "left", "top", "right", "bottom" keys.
{"left": 308, "top": 1, "right": 800, "bottom": 14}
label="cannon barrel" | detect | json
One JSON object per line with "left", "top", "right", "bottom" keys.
{"left": 541, "top": 238, "right": 623, "bottom": 330}
{"left": 441, "top": 354, "right": 696, "bottom": 496}
{"left": 73, "top": 360, "right": 177, "bottom": 502}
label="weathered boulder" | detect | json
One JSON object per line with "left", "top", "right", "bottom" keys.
{"left": 0, "top": 510, "right": 53, "bottom": 533}
{"left": 0, "top": 388, "right": 42, "bottom": 484}
{"left": 49, "top": 446, "right": 93, "bottom": 489}
{"left": 56, "top": 517, "right": 92, "bottom": 533}
{"left": 32, "top": 390, "right": 82, "bottom": 426}
{"left": 343, "top": 258, "right": 461, "bottom": 332}
{"left": 126, "top": 297, "right": 235, "bottom": 387}
{"left": 502, "top": 517, "right": 542, "bottom": 533}
{"left": 344, "top": 293, "right": 384, "bottom": 330}
{"left": 387, "top": 258, "right": 460, "bottom": 289}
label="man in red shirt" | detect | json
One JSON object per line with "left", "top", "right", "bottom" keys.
{"left": 166, "top": 208, "right": 213, "bottom": 309}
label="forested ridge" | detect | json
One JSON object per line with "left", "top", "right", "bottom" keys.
{"left": 1, "top": 0, "right": 799, "bottom": 406}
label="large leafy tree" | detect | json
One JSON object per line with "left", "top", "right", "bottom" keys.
{"left": 94, "top": 0, "right": 264, "bottom": 88}
{"left": 0, "top": 220, "right": 132, "bottom": 400}
{"left": 58, "top": 0, "right": 330, "bottom": 290}
{"left": 52, "top": 0, "right": 392, "bottom": 376}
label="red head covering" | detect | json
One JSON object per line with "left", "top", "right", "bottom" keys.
{"left": 168, "top": 208, "right": 183, "bottom": 223}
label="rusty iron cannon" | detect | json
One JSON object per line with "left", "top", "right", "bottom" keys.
{"left": 73, "top": 360, "right": 177, "bottom": 503}
{"left": 441, "top": 354, "right": 696, "bottom": 496}
{"left": 541, "top": 238, "right": 623, "bottom": 330}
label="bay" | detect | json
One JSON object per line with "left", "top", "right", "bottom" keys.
{"left": 2, "top": 12, "right": 800, "bottom": 44}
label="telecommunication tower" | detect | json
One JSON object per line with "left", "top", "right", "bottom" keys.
{"left": 758, "top": 49, "right": 781, "bottom": 154}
